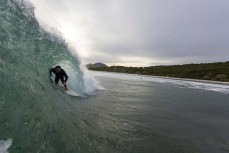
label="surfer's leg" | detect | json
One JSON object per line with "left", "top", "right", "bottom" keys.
{"left": 60, "top": 77, "right": 64, "bottom": 84}
{"left": 55, "top": 76, "right": 60, "bottom": 84}
{"left": 60, "top": 77, "right": 67, "bottom": 89}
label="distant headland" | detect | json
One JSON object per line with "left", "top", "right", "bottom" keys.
{"left": 86, "top": 62, "right": 229, "bottom": 82}
{"left": 86, "top": 62, "right": 108, "bottom": 69}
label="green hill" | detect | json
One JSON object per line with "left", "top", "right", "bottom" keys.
{"left": 87, "top": 62, "right": 229, "bottom": 82}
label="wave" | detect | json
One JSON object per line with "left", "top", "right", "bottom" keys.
{"left": 0, "top": 0, "right": 106, "bottom": 150}
{"left": 0, "top": 0, "right": 104, "bottom": 95}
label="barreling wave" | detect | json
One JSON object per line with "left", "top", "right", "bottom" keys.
{"left": 0, "top": 0, "right": 101, "bottom": 96}
{"left": 0, "top": 0, "right": 107, "bottom": 152}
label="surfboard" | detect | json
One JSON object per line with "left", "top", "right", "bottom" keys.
{"left": 49, "top": 75, "right": 80, "bottom": 97}
{"left": 65, "top": 89, "right": 81, "bottom": 96}
{"left": 55, "top": 82, "right": 81, "bottom": 97}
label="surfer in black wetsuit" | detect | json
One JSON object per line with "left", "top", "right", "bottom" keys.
{"left": 50, "top": 66, "right": 68, "bottom": 90}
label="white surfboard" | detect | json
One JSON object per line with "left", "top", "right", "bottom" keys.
{"left": 65, "top": 89, "right": 81, "bottom": 97}
{"left": 49, "top": 76, "right": 80, "bottom": 97}
{"left": 57, "top": 84, "right": 81, "bottom": 97}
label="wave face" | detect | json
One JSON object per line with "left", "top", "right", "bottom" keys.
{"left": 0, "top": 0, "right": 97, "bottom": 151}
{"left": 0, "top": 0, "right": 89, "bottom": 95}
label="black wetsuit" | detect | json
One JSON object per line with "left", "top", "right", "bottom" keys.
{"left": 50, "top": 68, "right": 68, "bottom": 85}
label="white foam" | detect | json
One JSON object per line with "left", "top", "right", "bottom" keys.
{"left": 81, "top": 67, "right": 105, "bottom": 95}
{"left": 91, "top": 71, "right": 229, "bottom": 94}
{"left": 0, "top": 139, "right": 12, "bottom": 153}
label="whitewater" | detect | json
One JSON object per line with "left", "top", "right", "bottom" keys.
{"left": 1, "top": 0, "right": 229, "bottom": 153}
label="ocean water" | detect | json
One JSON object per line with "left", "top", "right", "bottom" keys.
{"left": 2, "top": 70, "right": 229, "bottom": 153}
{"left": 1, "top": 0, "right": 229, "bottom": 153}
{"left": 87, "top": 71, "right": 229, "bottom": 153}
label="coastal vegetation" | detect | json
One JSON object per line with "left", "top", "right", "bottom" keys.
{"left": 87, "top": 62, "right": 229, "bottom": 82}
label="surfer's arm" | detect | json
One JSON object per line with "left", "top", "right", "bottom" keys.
{"left": 49, "top": 68, "right": 54, "bottom": 76}
{"left": 63, "top": 70, "right": 68, "bottom": 82}
{"left": 49, "top": 68, "right": 54, "bottom": 83}
{"left": 62, "top": 71, "right": 68, "bottom": 90}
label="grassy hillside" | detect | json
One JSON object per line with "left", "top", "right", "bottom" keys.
{"left": 88, "top": 62, "right": 229, "bottom": 82}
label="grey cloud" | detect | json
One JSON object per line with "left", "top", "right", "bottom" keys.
{"left": 33, "top": 0, "right": 229, "bottom": 65}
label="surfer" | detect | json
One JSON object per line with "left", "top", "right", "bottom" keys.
{"left": 50, "top": 66, "right": 68, "bottom": 90}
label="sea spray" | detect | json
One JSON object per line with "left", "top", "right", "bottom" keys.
{"left": 80, "top": 65, "right": 106, "bottom": 95}
{"left": 0, "top": 139, "right": 12, "bottom": 153}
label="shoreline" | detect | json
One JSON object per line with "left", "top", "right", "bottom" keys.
{"left": 90, "top": 70, "right": 229, "bottom": 86}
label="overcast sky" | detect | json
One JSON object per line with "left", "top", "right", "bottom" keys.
{"left": 31, "top": 0, "right": 229, "bottom": 66}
